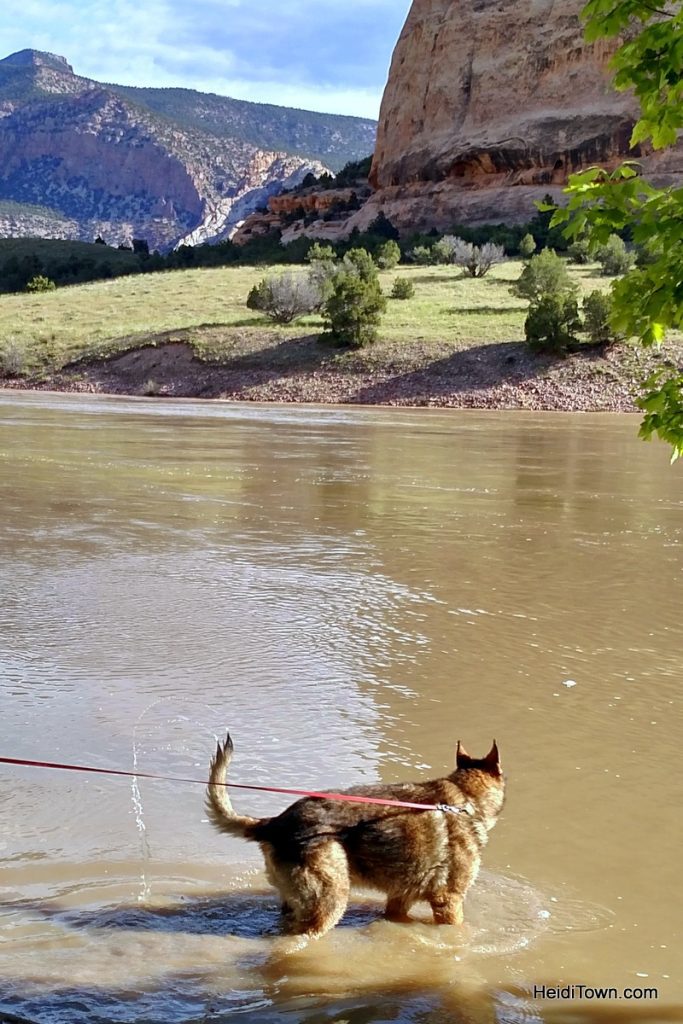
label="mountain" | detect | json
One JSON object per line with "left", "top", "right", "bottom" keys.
{"left": 0, "top": 50, "right": 376, "bottom": 249}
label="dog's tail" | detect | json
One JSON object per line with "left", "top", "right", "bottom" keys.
{"left": 206, "top": 734, "right": 261, "bottom": 841}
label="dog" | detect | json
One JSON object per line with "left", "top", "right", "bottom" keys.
{"left": 206, "top": 736, "right": 504, "bottom": 938}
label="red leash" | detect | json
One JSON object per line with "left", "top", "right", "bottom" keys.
{"left": 0, "top": 755, "right": 467, "bottom": 814}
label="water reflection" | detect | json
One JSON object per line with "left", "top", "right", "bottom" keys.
{"left": 0, "top": 393, "right": 681, "bottom": 1024}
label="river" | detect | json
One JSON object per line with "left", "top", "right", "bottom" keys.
{"left": 0, "top": 391, "right": 680, "bottom": 1024}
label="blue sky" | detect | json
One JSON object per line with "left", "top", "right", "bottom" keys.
{"left": 0, "top": 0, "right": 411, "bottom": 118}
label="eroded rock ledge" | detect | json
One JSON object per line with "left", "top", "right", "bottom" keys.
{"left": 353, "top": 0, "right": 682, "bottom": 231}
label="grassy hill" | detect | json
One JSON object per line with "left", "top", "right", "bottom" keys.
{"left": 0, "top": 236, "right": 139, "bottom": 265}
{"left": 0, "top": 260, "right": 530, "bottom": 369}
{"left": 3, "top": 258, "right": 678, "bottom": 413}
{"left": 0, "top": 237, "right": 141, "bottom": 294}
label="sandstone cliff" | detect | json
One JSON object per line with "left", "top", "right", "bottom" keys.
{"left": 0, "top": 50, "right": 376, "bottom": 250}
{"left": 354, "top": 0, "right": 683, "bottom": 231}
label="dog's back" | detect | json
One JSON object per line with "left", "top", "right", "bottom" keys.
{"left": 207, "top": 737, "right": 505, "bottom": 936}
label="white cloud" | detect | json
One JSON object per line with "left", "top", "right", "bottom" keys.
{"left": 0, "top": 0, "right": 411, "bottom": 117}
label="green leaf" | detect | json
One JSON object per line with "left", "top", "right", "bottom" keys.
{"left": 568, "top": 0, "right": 683, "bottom": 460}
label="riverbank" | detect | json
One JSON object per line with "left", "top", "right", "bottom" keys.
{"left": 1, "top": 261, "right": 680, "bottom": 410}
{"left": 3, "top": 333, "right": 677, "bottom": 411}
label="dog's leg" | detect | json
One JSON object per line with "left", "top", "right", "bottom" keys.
{"left": 287, "top": 841, "right": 350, "bottom": 938}
{"left": 428, "top": 891, "right": 464, "bottom": 925}
{"left": 280, "top": 901, "right": 294, "bottom": 925}
{"left": 428, "top": 845, "right": 480, "bottom": 926}
{"left": 384, "top": 896, "right": 413, "bottom": 923}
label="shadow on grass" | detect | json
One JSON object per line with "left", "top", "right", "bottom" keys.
{"left": 486, "top": 275, "right": 520, "bottom": 286}
{"left": 405, "top": 272, "right": 458, "bottom": 284}
{"left": 222, "top": 316, "right": 273, "bottom": 328}
{"left": 453, "top": 306, "right": 527, "bottom": 316}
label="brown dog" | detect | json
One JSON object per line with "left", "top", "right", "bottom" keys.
{"left": 206, "top": 736, "right": 504, "bottom": 938}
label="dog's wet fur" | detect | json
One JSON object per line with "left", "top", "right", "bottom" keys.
{"left": 206, "top": 736, "right": 505, "bottom": 938}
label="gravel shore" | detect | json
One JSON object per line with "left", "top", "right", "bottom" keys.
{"left": 2, "top": 336, "right": 679, "bottom": 412}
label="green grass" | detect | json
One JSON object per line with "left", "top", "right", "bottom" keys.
{"left": 0, "top": 258, "right": 657, "bottom": 377}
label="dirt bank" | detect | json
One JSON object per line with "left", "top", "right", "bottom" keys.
{"left": 2, "top": 334, "right": 678, "bottom": 411}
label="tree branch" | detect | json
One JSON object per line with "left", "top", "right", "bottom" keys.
{"left": 637, "top": 1, "right": 675, "bottom": 17}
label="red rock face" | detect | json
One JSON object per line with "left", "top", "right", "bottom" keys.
{"left": 361, "top": 0, "right": 683, "bottom": 229}
{"left": 268, "top": 189, "right": 357, "bottom": 215}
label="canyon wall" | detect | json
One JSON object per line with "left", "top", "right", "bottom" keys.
{"left": 353, "top": 0, "right": 683, "bottom": 231}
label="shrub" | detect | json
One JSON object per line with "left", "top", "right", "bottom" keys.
{"left": 511, "top": 249, "right": 578, "bottom": 304}
{"left": 375, "top": 239, "right": 401, "bottom": 270}
{"left": 0, "top": 338, "right": 27, "bottom": 377}
{"left": 390, "top": 277, "right": 415, "bottom": 299}
{"left": 519, "top": 233, "right": 537, "bottom": 259}
{"left": 322, "top": 251, "right": 386, "bottom": 347}
{"left": 408, "top": 245, "right": 436, "bottom": 265}
{"left": 26, "top": 275, "right": 56, "bottom": 293}
{"left": 583, "top": 290, "right": 618, "bottom": 344}
{"left": 305, "top": 242, "right": 336, "bottom": 263}
{"left": 444, "top": 237, "right": 505, "bottom": 277}
{"left": 342, "top": 247, "right": 378, "bottom": 282}
{"left": 366, "top": 211, "right": 400, "bottom": 240}
{"left": 596, "top": 234, "right": 635, "bottom": 276}
{"left": 634, "top": 243, "right": 658, "bottom": 268}
{"left": 524, "top": 293, "right": 582, "bottom": 353}
{"left": 526, "top": 193, "right": 570, "bottom": 251}
{"left": 513, "top": 249, "right": 582, "bottom": 354}
{"left": 306, "top": 258, "right": 338, "bottom": 307}
{"left": 246, "top": 278, "right": 270, "bottom": 312}
{"left": 430, "top": 238, "right": 457, "bottom": 264}
{"left": 142, "top": 379, "right": 161, "bottom": 396}
{"left": 567, "top": 238, "right": 592, "bottom": 264}
{"left": 333, "top": 155, "right": 373, "bottom": 187}
{"left": 246, "top": 271, "right": 323, "bottom": 324}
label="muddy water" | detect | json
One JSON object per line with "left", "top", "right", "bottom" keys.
{"left": 0, "top": 391, "right": 681, "bottom": 1024}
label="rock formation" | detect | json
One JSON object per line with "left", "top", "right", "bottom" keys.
{"left": 232, "top": 189, "right": 361, "bottom": 245}
{"left": 235, "top": 178, "right": 372, "bottom": 247}
{"left": 0, "top": 51, "right": 376, "bottom": 249}
{"left": 351, "top": 0, "right": 683, "bottom": 232}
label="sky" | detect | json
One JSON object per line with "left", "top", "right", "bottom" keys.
{"left": 0, "top": 0, "right": 412, "bottom": 119}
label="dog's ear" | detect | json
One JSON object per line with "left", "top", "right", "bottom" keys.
{"left": 482, "top": 740, "right": 501, "bottom": 776}
{"left": 456, "top": 740, "right": 472, "bottom": 768}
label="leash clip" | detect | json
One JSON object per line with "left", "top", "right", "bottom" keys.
{"left": 436, "top": 802, "right": 471, "bottom": 816}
